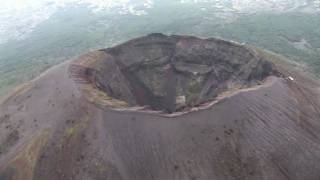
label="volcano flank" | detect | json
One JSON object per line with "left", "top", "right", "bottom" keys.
{"left": 1, "top": 34, "right": 320, "bottom": 180}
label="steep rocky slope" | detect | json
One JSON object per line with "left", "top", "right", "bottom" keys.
{"left": 1, "top": 34, "right": 320, "bottom": 180}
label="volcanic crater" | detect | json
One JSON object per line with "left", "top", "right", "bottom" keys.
{"left": 2, "top": 34, "right": 320, "bottom": 180}
{"left": 71, "top": 33, "right": 279, "bottom": 113}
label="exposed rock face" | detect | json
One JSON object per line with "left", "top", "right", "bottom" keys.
{"left": 77, "top": 34, "right": 279, "bottom": 113}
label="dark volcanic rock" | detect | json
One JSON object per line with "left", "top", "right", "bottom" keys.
{"left": 75, "top": 34, "right": 279, "bottom": 113}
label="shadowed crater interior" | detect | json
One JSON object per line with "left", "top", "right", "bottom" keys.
{"left": 74, "top": 34, "right": 279, "bottom": 113}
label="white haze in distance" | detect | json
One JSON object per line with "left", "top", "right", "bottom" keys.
{"left": 0, "top": 0, "right": 154, "bottom": 44}
{"left": 1, "top": 0, "right": 145, "bottom": 10}
{"left": 0, "top": 0, "right": 319, "bottom": 44}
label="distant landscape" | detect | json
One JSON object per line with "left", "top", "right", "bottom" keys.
{"left": 0, "top": 0, "right": 319, "bottom": 97}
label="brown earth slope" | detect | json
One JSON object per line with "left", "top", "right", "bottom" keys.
{"left": 1, "top": 34, "right": 320, "bottom": 180}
